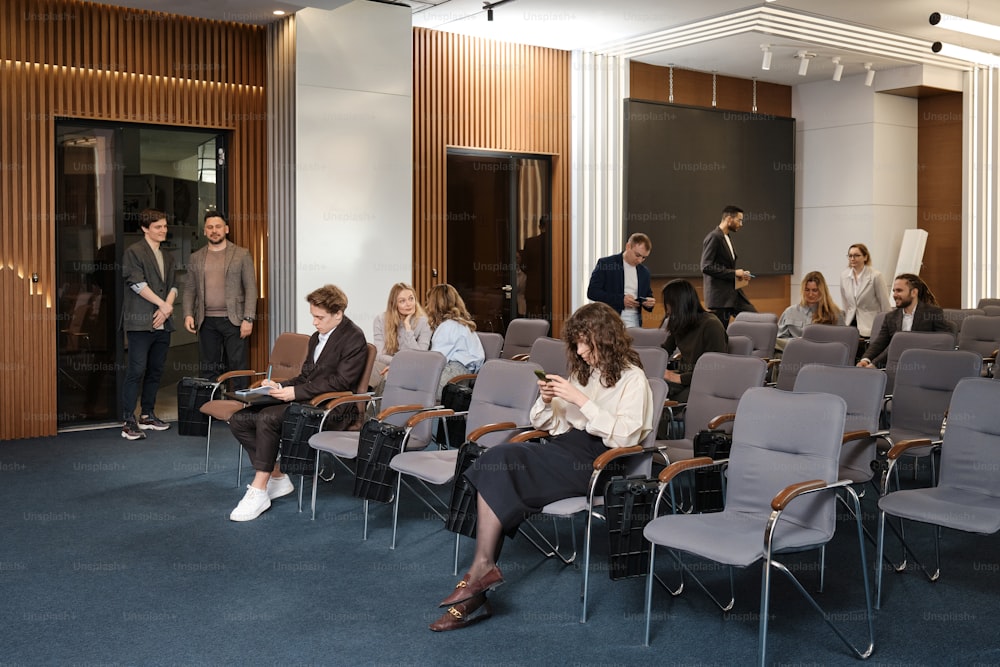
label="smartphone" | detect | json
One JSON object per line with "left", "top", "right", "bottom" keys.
{"left": 534, "top": 369, "right": 550, "bottom": 382}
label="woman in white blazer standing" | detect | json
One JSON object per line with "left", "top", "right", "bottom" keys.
{"left": 840, "top": 243, "right": 892, "bottom": 337}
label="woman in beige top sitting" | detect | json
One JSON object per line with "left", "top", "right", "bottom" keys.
{"left": 370, "top": 283, "right": 431, "bottom": 391}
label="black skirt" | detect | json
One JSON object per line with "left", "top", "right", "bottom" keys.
{"left": 464, "top": 428, "right": 607, "bottom": 536}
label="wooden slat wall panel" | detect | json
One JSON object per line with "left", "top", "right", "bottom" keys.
{"left": 0, "top": 0, "right": 268, "bottom": 440}
{"left": 917, "top": 93, "right": 962, "bottom": 309}
{"left": 413, "top": 28, "right": 572, "bottom": 333}
{"left": 629, "top": 61, "right": 793, "bottom": 321}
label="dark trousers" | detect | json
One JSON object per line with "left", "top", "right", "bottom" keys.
{"left": 711, "top": 300, "right": 756, "bottom": 329}
{"left": 122, "top": 329, "right": 171, "bottom": 420}
{"left": 229, "top": 404, "right": 288, "bottom": 473}
{"left": 199, "top": 317, "right": 248, "bottom": 381}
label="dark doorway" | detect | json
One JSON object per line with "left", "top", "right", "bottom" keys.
{"left": 55, "top": 122, "right": 227, "bottom": 429}
{"left": 446, "top": 151, "right": 552, "bottom": 334}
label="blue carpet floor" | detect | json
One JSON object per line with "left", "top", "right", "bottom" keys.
{"left": 1, "top": 425, "right": 998, "bottom": 666}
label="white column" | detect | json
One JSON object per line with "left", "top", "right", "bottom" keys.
{"left": 963, "top": 66, "right": 1000, "bottom": 306}
{"left": 571, "top": 51, "right": 628, "bottom": 311}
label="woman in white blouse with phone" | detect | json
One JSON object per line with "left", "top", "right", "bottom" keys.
{"left": 840, "top": 243, "right": 892, "bottom": 337}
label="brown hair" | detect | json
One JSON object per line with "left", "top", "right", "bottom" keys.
{"left": 848, "top": 243, "right": 872, "bottom": 266}
{"left": 306, "top": 284, "right": 348, "bottom": 314}
{"left": 800, "top": 271, "right": 842, "bottom": 325}
{"left": 139, "top": 209, "right": 167, "bottom": 230}
{"left": 382, "top": 282, "right": 426, "bottom": 356}
{"left": 563, "top": 302, "right": 640, "bottom": 387}
{"left": 627, "top": 232, "right": 651, "bottom": 251}
{"left": 425, "top": 284, "right": 476, "bottom": 331}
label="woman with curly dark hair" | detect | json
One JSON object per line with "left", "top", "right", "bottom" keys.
{"left": 429, "top": 302, "right": 654, "bottom": 631}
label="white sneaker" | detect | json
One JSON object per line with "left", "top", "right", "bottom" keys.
{"left": 266, "top": 474, "right": 295, "bottom": 500}
{"left": 229, "top": 485, "right": 271, "bottom": 522}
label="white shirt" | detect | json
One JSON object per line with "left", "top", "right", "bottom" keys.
{"left": 314, "top": 329, "right": 333, "bottom": 362}
{"left": 901, "top": 309, "right": 915, "bottom": 332}
{"left": 621, "top": 257, "right": 640, "bottom": 328}
{"left": 529, "top": 365, "right": 654, "bottom": 449}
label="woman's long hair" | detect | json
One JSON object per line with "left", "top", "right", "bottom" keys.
{"left": 382, "top": 283, "right": 426, "bottom": 356}
{"left": 563, "top": 302, "right": 640, "bottom": 387}
{"left": 800, "top": 271, "right": 842, "bottom": 325}
{"left": 659, "top": 279, "right": 706, "bottom": 338}
{"left": 425, "top": 284, "right": 477, "bottom": 331}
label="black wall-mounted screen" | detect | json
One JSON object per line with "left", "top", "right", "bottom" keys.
{"left": 624, "top": 99, "right": 795, "bottom": 278}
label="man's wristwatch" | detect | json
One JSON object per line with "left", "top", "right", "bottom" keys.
{"left": 242, "top": 317, "right": 254, "bottom": 323}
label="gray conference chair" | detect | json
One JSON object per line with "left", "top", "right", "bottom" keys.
{"left": 956, "top": 315, "right": 1000, "bottom": 375}
{"left": 726, "top": 320, "right": 778, "bottom": 360}
{"left": 883, "top": 331, "right": 956, "bottom": 396}
{"left": 629, "top": 327, "right": 668, "bottom": 348}
{"left": 733, "top": 311, "right": 778, "bottom": 324}
{"left": 867, "top": 311, "right": 888, "bottom": 342}
{"left": 518, "top": 336, "right": 569, "bottom": 377}
{"left": 879, "top": 349, "right": 982, "bottom": 485}
{"left": 199, "top": 332, "right": 311, "bottom": 484}
{"left": 636, "top": 346, "right": 669, "bottom": 380}
{"left": 802, "top": 323, "right": 861, "bottom": 362}
{"left": 500, "top": 318, "right": 550, "bottom": 359}
{"left": 943, "top": 307, "right": 985, "bottom": 333}
{"left": 768, "top": 338, "right": 851, "bottom": 391}
{"left": 657, "top": 352, "right": 767, "bottom": 464}
{"left": 643, "top": 387, "right": 873, "bottom": 665}
{"left": 976, "top": 297, "right": 1000, "bottom": 309}
{"left": 525, "top": 377, "right": 669, "bottom": 622}
{"left": 984, "top": 305, "right": 1000, "bottom": 317}
{"left": 476, "top": 331, "right": 504, "bottom": 360}
{"left": 726, "top": 334, "right": 753, "bottom": 356}
{"left": 388, "top": 359, "right": 542, "bottom": 561}
{"left": 876, "top": 377, "right": 1000, "bottom": 609}
{"left": 306, "top": 349, "right": 446, "bottom": 526}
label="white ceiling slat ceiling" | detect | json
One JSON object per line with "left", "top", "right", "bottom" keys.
{"left": 87, "top": 0, "right": 1000, "bottom": 86}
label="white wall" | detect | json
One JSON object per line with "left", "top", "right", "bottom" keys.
{"left": 792, "top": 73, "right": 917, "bottom": 309}
{"left": 294, "top": 1, "right": 413, "bottom": 338}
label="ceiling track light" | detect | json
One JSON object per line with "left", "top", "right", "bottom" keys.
{"left": 832, "top": 57, "right": 844, "bottom": 81}
{"left": 930, "top": 11, "right": 1000, "bottom": 42}
{"left": 483, "top": 0, "right": 514, "bottom": 22}
{"left": 864, "top": 62, "right": 875, "bottom": 87}
{"left": 796, "top": 50, "right": 814, "bottom": 76}
{"left": 932, "top": 41, "right": 1000, "bottom": 66}
{"left": 761, "top": 44, "right": 772, "bottom": 71}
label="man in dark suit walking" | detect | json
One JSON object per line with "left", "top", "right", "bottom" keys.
{"left": 228, "top": 284, "right": 369, "bottom": 521}
{"left": 857, "top": 273, "right": 955, "bottom": 368}
{"left": 586, "top": 232, "right": 655, "bottom": 328}
{"left": 701, "top": 205, "right": 756, "bottom": 327}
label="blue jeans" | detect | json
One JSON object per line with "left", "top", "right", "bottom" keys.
{"left": 122, "top": 329, "right": 171, "bottom": 421}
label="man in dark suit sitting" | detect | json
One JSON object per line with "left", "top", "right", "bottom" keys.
{"left": 586, "top": 232, "right": 655, "bottom": 328}
{"left": 228, "top": 284, "right": 369, "bottom": 521}
{"left": 857, "top": 273, "right": 954, "bottom": 368}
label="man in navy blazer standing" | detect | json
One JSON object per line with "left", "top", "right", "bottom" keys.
{"left": 587, "top": 233, "right": 655, "bottom": 328}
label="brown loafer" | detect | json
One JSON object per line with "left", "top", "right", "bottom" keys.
{"left": 438, "top": 565, "right": 504, "bottom": 607}
{"left": 429, "top": 593, "right": 493, "bottom": 632}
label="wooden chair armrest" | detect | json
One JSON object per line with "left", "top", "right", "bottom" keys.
{"left": 376, "top": 404, "right": 426, "bottom": 421}
{"left": 447, "top": 373, "right": 478, "bottom": 385}
{"left": 657, "top": 456, "right": 716, "bottom": 484}
{"left": 217, "top": 369, "right": 256, "bottom": 382}
{"left": 508, "top": 428, "right": 549, "bottom": 443}
{"left": 707, "top": 413, "right": 736, "bottom": 430}
{"left": 406, "top": 408, "right": 455, "bottom": 428}
{"left": 510, "top": 353, "right": 530, "bottom": 361}
{"left": 311, "top": 392, "right": 374, "bottom": 410}
{"left": 886, "top": 438, "right": 935, "bottom": 460}
{"left": 663, "top": 400, "right": 683, "bottom": 409}
{"left": 842, "top": 430, "right": 871, "bottom": 444}
{"left": 468, "top": 422, "right": 520, "bottom": 443}
{"left": 593, "top": 445, "right": 644, "bottom": 471}
{"left": 766, "top": 358, "right": 782, "bottom": 370}
{"left": 771, "top": 479, "right": 826, "bottom": 511}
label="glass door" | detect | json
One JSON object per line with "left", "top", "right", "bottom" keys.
{"left": 446, "top": 151, "right": 552, "bottom": 334}
{"left": 55, "top": 122, "right": 227, "bottom": 429}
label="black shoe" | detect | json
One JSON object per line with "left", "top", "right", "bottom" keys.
{"left": 137, "top": 413, "right": 170, "bottom": 431}
{"left": 122, "top": 421, "right": 147, "bottom": 440}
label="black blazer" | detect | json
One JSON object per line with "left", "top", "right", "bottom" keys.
{"left": 700, "top": 227, "right": 751, "bottom": 310}
{"left": 861, "top": 303, "right": 955, "bottom": 367}
{"left": 287, "top": 316, "right": 369, "bottom": 402}
{"left": 586, "top": 253, "right": 652, "bottom": 314}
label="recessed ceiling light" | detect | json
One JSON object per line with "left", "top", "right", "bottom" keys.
{"left": 273, "top": 10, "right": 286, "bottom": 16}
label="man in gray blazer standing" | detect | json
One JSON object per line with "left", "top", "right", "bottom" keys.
{"left": 182, "top": 210, "right": 258, "bottom": 381}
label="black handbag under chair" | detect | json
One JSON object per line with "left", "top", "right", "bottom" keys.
{"left": 176, "top": 377, "right": 216, "bottom": 437}
{"left": 353, "top": 418, "right": 408, "bottom": 504}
